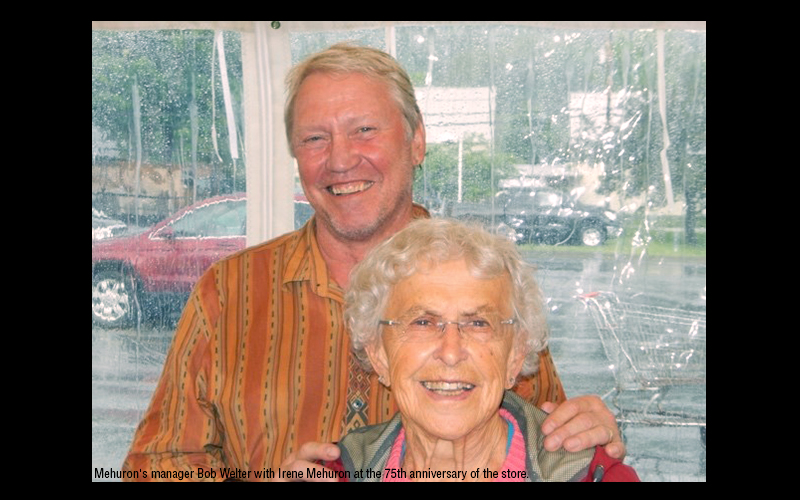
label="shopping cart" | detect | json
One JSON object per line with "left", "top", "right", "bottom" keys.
{"left": 578, "top": 292, "right": 706, "bottom": 445}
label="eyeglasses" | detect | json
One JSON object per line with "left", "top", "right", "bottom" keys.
{"left": 378, "top": 313, "right": 515, "bottom": 343}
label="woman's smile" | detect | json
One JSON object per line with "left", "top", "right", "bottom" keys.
{"left": 420, "top": 380, "right": 476, "bottom": 397}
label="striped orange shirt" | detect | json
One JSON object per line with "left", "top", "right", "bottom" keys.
{"left": 122, "top": 207, "right": 565, "bottom": 481}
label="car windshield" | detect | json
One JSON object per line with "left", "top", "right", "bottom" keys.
{"left": 532, "top": 191, "right": 563, "bottom": 208}
{"left": 162, "top": 199, "right": 245, "bottom": 238}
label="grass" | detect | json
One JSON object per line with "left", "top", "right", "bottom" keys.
{"left": 519, "top": 217, "right": 706, "bottom": 260}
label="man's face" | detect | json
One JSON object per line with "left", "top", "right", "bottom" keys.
{"left": 291, "top": 72, "right": 425, "bottom": 242}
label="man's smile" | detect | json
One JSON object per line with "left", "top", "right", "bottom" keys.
{"left": 326, "top": 180, "right": 375, "bottom": 196}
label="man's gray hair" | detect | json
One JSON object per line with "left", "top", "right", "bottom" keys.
{"left": 284, "top": 42, "right": 423, "bottom": 156}
{"left": 345, "top": 218, "right": 548, "bottom": 376}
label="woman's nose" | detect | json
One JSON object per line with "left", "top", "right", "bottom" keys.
{"left": 433, "top": 323, "right": 468, "bottom": 366}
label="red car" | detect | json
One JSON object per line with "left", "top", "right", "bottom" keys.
{"left": 92, "top": 193, "right": 313, "bottom": 328}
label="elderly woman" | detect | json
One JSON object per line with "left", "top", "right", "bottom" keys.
{"left": 327, "top": 219, "right": 638, "bottom": 482}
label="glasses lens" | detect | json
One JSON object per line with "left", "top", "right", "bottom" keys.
{"left": 460, "top": 318, "right": 495, "bottom": 342}
{"left": 403, "top": 315, "right": 440, "bottom": 341}
{"left": 398, "top": 314, "right": 505, "bottom": 342}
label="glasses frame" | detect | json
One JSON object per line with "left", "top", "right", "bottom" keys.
{"left": 378, "top": 315, "right": 516, "bottom": 342}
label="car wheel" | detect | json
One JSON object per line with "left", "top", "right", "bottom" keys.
{"left": 92, "top": 268, "right": 137, "bottom": 328}
{"left": 580, "top": 225, "right": 605, "bottom": 246}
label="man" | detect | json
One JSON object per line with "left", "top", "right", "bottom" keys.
{"left": 122, "top": 43, "right": 623, "bottom": 482}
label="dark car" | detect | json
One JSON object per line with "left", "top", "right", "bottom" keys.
{"left": 451, "top": 188, "right": 622, "bottom": 247}
{"left": 92, "top": 193, "right": 313, "bottom": 328}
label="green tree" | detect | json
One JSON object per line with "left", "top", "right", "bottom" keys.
{"left": 415, "top": 136, "right": 520, "bottom": 210}
{"left": 92, "top": 30, "right": 244, "bottom": 198}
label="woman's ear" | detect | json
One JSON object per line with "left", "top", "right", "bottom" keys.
{"left": 366, "top": 341, "right": 391, "bottom": 386}
{"left": 505, "top": 335, "right": 530, "bottom": 389}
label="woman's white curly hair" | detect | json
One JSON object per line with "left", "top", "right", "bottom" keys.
{"left": 345, "top": 218, "right": 548, "bottom": 376}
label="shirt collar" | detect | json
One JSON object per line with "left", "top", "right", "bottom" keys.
{"left": 281, "top": 215, "right": 340, "bottom": 298}
{"left": 281, "top": 204, "right": 431, "bottom": 299}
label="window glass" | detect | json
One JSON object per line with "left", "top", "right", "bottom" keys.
{"left": 94, "top": 23, "right": 705, "bottom": 482}
{"left": 291, "top": 24, "right": 706, "bottom": 481}
{"left": 92, "top": 29, "right": 247, "bottom": 478}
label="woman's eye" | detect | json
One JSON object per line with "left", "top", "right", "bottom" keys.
{"left": 410, "top": 317, "right": 436, "bottom": 327}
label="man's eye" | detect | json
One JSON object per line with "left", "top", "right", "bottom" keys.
{"left": 298, "top": 135, "right": 327, "bottom": 149}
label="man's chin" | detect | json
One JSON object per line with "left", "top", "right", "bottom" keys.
{"left": 313, "top": 190, "right": 413, "bottom": 244}
{"left": 317, "top": 212, "right": 385, "bottom": 243}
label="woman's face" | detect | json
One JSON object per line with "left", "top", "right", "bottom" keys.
{"left": 366, "top": 259, "right": 528, "bottom": 441}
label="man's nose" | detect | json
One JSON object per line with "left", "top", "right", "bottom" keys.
{"left": 328, "top": 135, "right": 358, "bottom": 172}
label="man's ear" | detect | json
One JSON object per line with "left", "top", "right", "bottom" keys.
{"left": 366, "top": 341, "right": 391, "bottom": 386}
{"left": 411, "top": 120, "right": 426, "bottom": 167}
